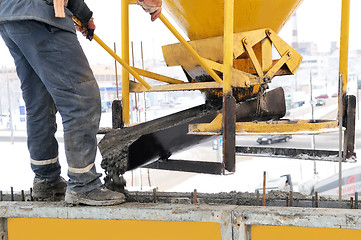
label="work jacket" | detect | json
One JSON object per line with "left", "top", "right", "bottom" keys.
{"left": 0, "top": 0, "right": 92, "bottom": 33}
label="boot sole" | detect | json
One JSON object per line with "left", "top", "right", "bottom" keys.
{"left": 65, "top": 192, "right": 126, "bottom": 206}
{"left": 32, "top": 189, "right": 66, "bottom": 201}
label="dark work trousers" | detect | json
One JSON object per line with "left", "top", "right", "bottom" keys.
{"left": 0, "top": 20, "right": 102, "bottom": 194}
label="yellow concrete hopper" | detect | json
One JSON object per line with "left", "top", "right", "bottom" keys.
{"left": 163, "top": 0, "right": 303, "bottom": 40}
{"left": 162, "top": 0, "right": 303, "bottom": 102}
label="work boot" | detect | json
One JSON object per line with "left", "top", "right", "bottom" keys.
{"left": 32, "top": 176, "right": 67, "bottom": 201}
{"left": 65, "top": 187, "right": 126, "bottom": 206}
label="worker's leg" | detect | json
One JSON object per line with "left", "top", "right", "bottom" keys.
{"left": 0, "top": 23, "right": 67, "bottom": 199}
{"left": 1, "top": 21, "right": 125, "bottom": 205}
{"left": 0, "top": 21, "right": 102, "bottom": 193}
{"left": 0, "top": 24, "right": 62, "bottom": 180}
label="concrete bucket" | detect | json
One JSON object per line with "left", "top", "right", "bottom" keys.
{"left": 162, "top": 0, "right": 303, "bottom": 103}
{"left": 162, "top": 0, "right": 303, "bottom": 40}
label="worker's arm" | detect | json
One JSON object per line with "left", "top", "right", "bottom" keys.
{"left": 67, "top": 0, "right": 95, "bottom": 40}
{"left": 67, "top": 0, "right": 93, "bottom": 23}
{"left": 137, "top": 0, "right": 162, "bottom": 21}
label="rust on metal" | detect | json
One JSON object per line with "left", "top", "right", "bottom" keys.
{"left": 355, "top": 192, "right": 359, "bottom": 209}
{"left": 344, "top": 95, "right": 356, "bottom": 159}
{"left": 263, "top": 171, "right": 266, "bottom": 206}
{"left": 233, "top": 192, "right": 238, "bottom": 205}
{"left": 289, "top": 191, "right": 293, "bottom": 207}
{"left": 153, "top": 188, "right": 157, "bottom": 203}
{"left": 112, "top": 100, "right": 124, "bottom": 129}
{"left": 192, "top": 189, "right": 198, "bottom": 204}
{"left": 223, "top": 95, "right": 236, "bottom": 172}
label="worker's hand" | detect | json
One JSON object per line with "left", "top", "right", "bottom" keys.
{"left": 136, "top": 0, "right": 162, "bottom": 21}
{"left": 75, "top": 17, "right": 95, "bottom": 41}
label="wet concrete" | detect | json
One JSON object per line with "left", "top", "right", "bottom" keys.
{"left": 98, "top": 88, "right": 286, "bottom": 191}
{"left": 98, "top": 104, "right": 221, "bottom": 189}
{"left": 0, "top": 190, "right": 358, "bottom": 209}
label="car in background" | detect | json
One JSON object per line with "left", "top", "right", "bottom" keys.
{"left": 331, "top": 93, "right": 338, "bottom": 98}
{"left": 255, "top": 174, "right": 293, "bottom": 193}
{"left": 315, "top": 94, "right": 329, "bottom": 99}
{"left": 315, "top": 99, "right": 326, "bottom": 106}
{"left": 257, "top": 135, "right": 292, "bottom": 144}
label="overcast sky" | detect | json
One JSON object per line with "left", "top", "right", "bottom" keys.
{"left": 0, "top": 0, "right": 360, "bottom": 67}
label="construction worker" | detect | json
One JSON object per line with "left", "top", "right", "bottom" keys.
{"left": 0, "top": 0, "right": 162, "bottom": 206}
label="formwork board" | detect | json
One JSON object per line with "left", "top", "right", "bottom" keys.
{"left": 251, "top": 225, "right": 361, "bottom": 239}
{"left": 3, "top": 202, "right": 361, "bottom": 240}
{"left": 8, "top": 218, "right": 221, "bottom": 240}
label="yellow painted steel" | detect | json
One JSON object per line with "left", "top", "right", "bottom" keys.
{"left": 130, "top": 81, "right": 223, "bottom": 92}
{"left": 200, "top": 58, "right": 258, "bottom": 88}
{"left": 235, "top": 120, "right": 339, "bottom": 134}
{"left": 8, "top": 218, "right": 221, "bottom": 240}
{"left": 162, "top": 0, "right": 303, "bottom": 40}
{"left": 122, "top": 0, "right": 130, "bottom": 124}
{"left": 162, "top": 29, "right": 302, "bottom": 82}
{"left": 264, "top": 51, "right": 291, "bottom": 80}
{"left": 93, "top": 35, "right": 151, "bottom": 90}
{"left": 188, "top": 113, "right": 223, "bottom": 133}
{"left": 339, "top": 0, "right": 350, "bottom": 94}
{"left": 188, "top": 120, "right": 339, "bottom": 135}
{"left": 159, "top": 14, "right": 223, "bottom": 84}
{"left": 72, "top": 16, "right": 151, "bottom": 89}
{"left": 223, "top": 0, "right": 234, "bottom": 95}
{"left": 252, "top": 225, "right": 361, "bottom": 240}
{"left": 255, "top": 38, "right": 273, "bottom": 73}
{"left": 243, "top": 38, "right": 264, "bottom": 78}
{"left": 265, "top": 29, "right": 301, "bottom": 75}
{"left": 132, "top": 67, "right": 185, "bottom": 84}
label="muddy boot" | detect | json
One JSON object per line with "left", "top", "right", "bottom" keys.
{"left": 65, "top": 187, "right": 126, "bottom": 206}
{"left": 32, "top": 176, "right": 67, "bottom": 201}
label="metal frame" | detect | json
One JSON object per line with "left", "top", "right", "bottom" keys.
{"left": 143, "top": 159, "right": 224, "bottom": 175}
{"left": 103, "top": 0, "right": 353, "bottom": 174}
{"left": 235, "top": 146, "right": 356, "bottom": 162}
{"left": 116, "top": 0, "right": 304, "bottom": 172}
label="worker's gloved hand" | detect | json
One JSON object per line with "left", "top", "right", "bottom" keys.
{"left": 136, "top": 0, "right": 162, "bottom": 21}
{"left": 75, "top": 17, "right": 95, "bottom": 41}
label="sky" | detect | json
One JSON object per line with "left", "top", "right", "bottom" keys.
{"left": 0, "top": 0, "right": 361, "bottom": 67}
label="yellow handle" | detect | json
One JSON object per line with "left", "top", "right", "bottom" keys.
{"left": 72, "top": 16, "right": 151, "bottom": 90}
